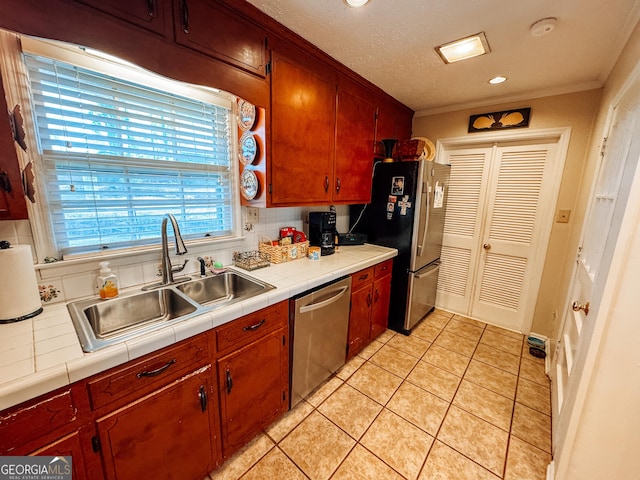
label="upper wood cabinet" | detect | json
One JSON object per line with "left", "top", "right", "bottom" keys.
{"left": 0, "top": 75, "right": 28, "bottom": 220}
{"left": 269, "top": 49, "right": 381, "bottom": 206}
{"left": 75, "top": 0, "right": 169, "bottom": 36}
{"left": 173, "top": 0, "right": 267, "bottom": 77}
{"left": 270, "top": 50, "right": 337, "bottom": 205}
{"left": 374, "top": 100, "right": 414, "bottom": 158}
{"left": 334, "top": 87, "right": 377, "bottom": 204}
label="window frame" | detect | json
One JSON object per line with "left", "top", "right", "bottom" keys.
{"left": 0, "top": 33, "right": 242, "bottom": 262}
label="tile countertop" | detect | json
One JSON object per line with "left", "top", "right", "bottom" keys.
{"left": 0, "top": 244, "right": 397, "bottom": 411}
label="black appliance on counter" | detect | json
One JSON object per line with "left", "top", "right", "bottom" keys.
{"left": 350, "top": 160, "right": 450, "bottom": 334}
{"left": 308, "top": 211, "right": 336, "bottom": 256}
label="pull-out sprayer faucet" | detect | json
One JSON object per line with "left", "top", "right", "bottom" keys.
{"left": 160, "top": 213, "right": 189, "bottom": 285}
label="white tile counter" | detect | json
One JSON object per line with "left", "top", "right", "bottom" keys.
{"left": 0, "top": 244, "right": 396, "bottom": 411}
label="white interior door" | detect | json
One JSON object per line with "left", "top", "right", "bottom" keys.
{"left": 471, "top": 143, "right": 558, "bottom": 331}
{"left": 437, "top": 137, "right": 564, "bottom": 332}
{"left": 437, "top": 147, "right": 492, "bottom": 314}
{"left": 551, "top": 84, "right": 640, "bottom": 467}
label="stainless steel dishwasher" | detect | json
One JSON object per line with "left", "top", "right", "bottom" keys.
{"left": 290, "top": 276, "right": 352, "bottom": 407}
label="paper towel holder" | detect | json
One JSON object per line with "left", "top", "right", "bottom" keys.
{"left": 0, "top": 306, "right": 44, "bottom": 324}
{"left": 0, "top": 241, "right": 44, "bottom": 324}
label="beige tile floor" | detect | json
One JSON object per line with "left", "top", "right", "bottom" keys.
{"left": 208, "top": 309, "right": 552, "bottom": 480}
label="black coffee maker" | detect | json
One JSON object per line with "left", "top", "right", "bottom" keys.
{"left": 308, "top": 211, "right": 336, "bottom": 256}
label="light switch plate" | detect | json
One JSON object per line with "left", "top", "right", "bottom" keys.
{"left": 556, "top": 209, "right": 571, "bottom": 223}
{"left": 246, "top": 207, "right": 259, "bottom": 223}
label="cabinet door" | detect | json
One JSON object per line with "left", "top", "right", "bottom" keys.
{"left": 174, "top": 0, "right": 267, "bottom": 76}
{"left": 347, "top": 284, "right": 372, "bottom": 360}
{"left": 75, "top": 0, "right": 168, "bottom": 36}
{"left": 217, "top": 328, "right": 288, "bottom": 457}
{"left": 270, "top": 52, "right": 336, "bottom": 205}
{"left": 334, "top": 89, "right": 376, "bottom": 203}
{"left": 31, "top": 431, "right": 88, "bottom": 480}
{"left": 96, "top": 366, "right": 219, "bottom": 480}
{"left": 370, "top": 274, "right": 391, "bottom": 340}
{"left": 374, "top": 101, "right": 398, "bottom": 157}
{"left": 0, "top": 77, "right": 27, "bottom": 220}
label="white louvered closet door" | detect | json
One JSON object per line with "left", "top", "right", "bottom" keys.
{"left": 438, "top": 142, "right": 558, "bottom": 332}
{"left": 437, "top": 148, "right": 493, "bottom": 315}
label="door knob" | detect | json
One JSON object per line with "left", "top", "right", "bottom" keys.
{"left": 483, "top": 243, "right": 491, "bottom": 250}
{"left": 572, "top": 301, "right": 590, "bottom": 316}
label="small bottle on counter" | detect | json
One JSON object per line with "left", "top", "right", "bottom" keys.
{"left": 98, "top": 261, "right": 119, "bottom": 299}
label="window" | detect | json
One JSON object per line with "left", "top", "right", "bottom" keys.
{"left": 21, "top": 44, "right": 237, "bottom": 257}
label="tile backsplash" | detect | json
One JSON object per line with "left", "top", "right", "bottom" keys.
{"left": 0, "top": 206, "right": 350, "bottom": 305}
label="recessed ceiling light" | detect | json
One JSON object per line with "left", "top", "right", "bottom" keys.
{"left": 436, "top": 32, "right": 490, "bottom": 64}
{"left": 344, "top": 0, "right": 369, "bottom": 7}
{"left": 489, "top": 76, "right": 507, "bottom": 84}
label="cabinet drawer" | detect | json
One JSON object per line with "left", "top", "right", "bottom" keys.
{"left": 0, "top": 389, "right": 76, "bottom": 454}
{"left": 87, "top": 334, "right": 209, "bottom": 410}
{"left": 375, "top": 259, "right": 393, "bottom": 278}
{"left": 215, "top": 301, "right": 287, "bottom": 354}
{"left": 351, "top": 267, "right": 374, "bottom": 291}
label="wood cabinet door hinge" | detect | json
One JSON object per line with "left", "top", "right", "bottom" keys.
{"left": 268, "top": 183, "right": 272, "bottom": 194}
{"left": 265, "top": 61, "right": 272, "bottom": 75}
{"left": 91, "top": 435, "right": 101, "bottom": 453}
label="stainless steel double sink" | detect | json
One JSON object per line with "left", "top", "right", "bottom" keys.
{"left": 67, "top": 270, "right": 275, "bottom": 352}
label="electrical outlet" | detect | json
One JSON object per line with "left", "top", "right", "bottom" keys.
{"left": 246, "top": 207, "right": 259, "bottom": 223}
{"left": 556, "top": 209, "right": 571, "bottom": 223}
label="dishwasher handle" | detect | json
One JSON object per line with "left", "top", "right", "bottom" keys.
{"left": 298, "top": 285, "right": 350, "bottom": 314}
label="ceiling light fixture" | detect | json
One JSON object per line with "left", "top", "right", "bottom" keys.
{"left": 489, "top": 76, "right": 507, "bottom": 84}
{"left": 344, "top": 0, "right": 369, "bottom": 7}
{"left": 436, "top": 32, "right": 490, "bottom": 64}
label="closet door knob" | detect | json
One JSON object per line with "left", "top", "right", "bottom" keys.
{"left": 483, "top": 243, "right": 491, "bottom": 250}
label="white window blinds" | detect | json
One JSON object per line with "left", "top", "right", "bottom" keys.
{"left": 24, "top": 52, "right": 234, "bottom": 256}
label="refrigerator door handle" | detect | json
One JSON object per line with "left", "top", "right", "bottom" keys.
{"left": 415, "top": 262, "right": 440, "bottom": 279}
{"left": 417, "top": 181, "right": 430, "bottom": 257}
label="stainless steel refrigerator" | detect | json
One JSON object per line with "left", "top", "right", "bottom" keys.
{"left": 350, "top": 160, "right": 450, "bottom": 334}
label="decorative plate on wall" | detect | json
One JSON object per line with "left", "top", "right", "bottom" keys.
{"left": 238, "top": 100, "right": 256, "bottom": 131}
{"left": 240, "top": 169, "right": 259, "bottom": 200}
{"left": 238, "top": 132, "right": 258, "bottom": 165}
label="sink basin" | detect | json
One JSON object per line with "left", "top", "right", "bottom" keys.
{"left": 67, "top": 269, "right": 275, "bottom": 352}
{"left": 68, "top": 288, "right": 205, "bottom": 352}
{"left": 177, "top": 271, "right": 275, "bottom": 307}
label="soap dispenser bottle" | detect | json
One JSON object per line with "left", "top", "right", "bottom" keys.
{"left": 98, "top": 261, "right": 119, "bottom": 299}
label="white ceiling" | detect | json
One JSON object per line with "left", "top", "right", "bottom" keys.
{"left": 246, "top": 0, "right": 640, "bottom": 115}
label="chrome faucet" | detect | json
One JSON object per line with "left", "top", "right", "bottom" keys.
{"left": 160, "top": 213, "right": 189, "bottom": 285}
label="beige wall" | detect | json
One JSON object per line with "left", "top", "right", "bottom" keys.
{"left": 413, "top": 89, "right": 601, "bottom": 338}
{"left": 554, "top": 17, "right": 640, "bottom": 479}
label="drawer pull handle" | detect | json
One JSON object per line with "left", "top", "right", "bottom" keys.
{"left": 359, "top": 273, "right": 369, "bottom": 280}
{"left": 366, "top": 293, "right": 372, "bottom": 307}
{"left": 198, "top": 385, "right": 208, "bottom": 412}
{"left": 374, "top": 289, "right": 380, "bottom": 303}
{"left": 243, "top": 319, "right": 266, "bottom": 331}
{"left": 147, "top": 0, "right": 156, "bottom": 17}
{"left": 226, "top": 369, "right": 233, "bottom": 394}
{"left": 324, "top": 176, "right": 329, "bottom": 192}
{"left": 136, "top": 358, "right": 177, "bottom": 378}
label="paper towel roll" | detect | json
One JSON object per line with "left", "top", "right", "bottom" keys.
{"left": 0, "top": 245, "right": 43, "bottom": 323}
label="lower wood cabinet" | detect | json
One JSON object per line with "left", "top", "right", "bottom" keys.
{"left": 215, "top": 301, "right": 289, "bottom": 459}
{"left": 347, "top": 259, "right": 393, "bottom": 359}
{"left": 95, "top": 366, "right": 219, "bottom": 480}
{"left": 0, "top": 300, "right": 290, "bottom": 478}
